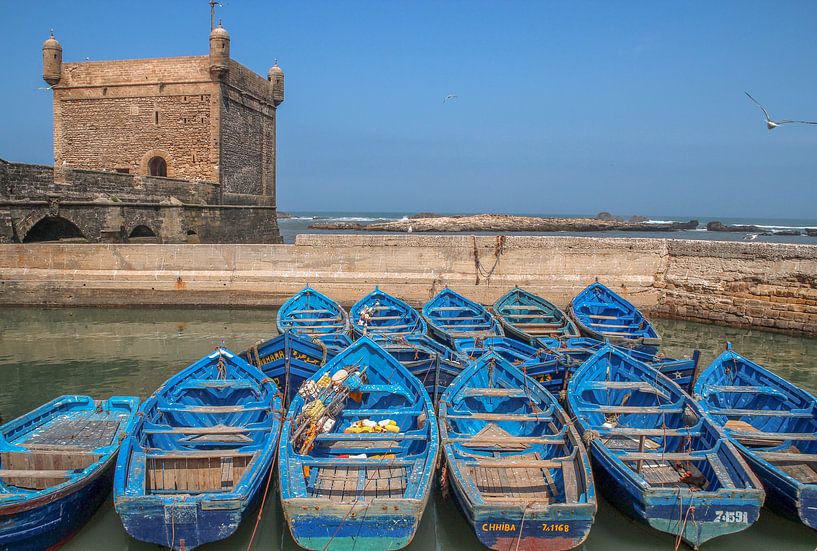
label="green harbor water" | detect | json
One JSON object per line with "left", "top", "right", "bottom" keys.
{"left": 1, "top": 307, "right": 817, "bottom": 551}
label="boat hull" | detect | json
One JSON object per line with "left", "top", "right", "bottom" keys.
{"left": 0, "top": 461, "right": 113, "bottom": 551}
{"left": 116, "top": 479, "right": 263, "bottom": 551}
{"left": 282, "top": 497, "right": 426, "bottom": 551}
{"left": 448, "top": 462, "right": 593, "bottom": 551}
{"left": 589, "top": 443, "right": 762, "bottom": 548}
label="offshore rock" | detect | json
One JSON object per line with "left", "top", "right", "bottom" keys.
{"left": 706, "top": 221, "right": 762, "bottom": 232}
{"left": 310, "top": 214, "right": 699, "bottom": 233}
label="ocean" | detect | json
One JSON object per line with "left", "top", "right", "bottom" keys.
{"left": 277, "top": 212, "right": 817, "bottom": 245}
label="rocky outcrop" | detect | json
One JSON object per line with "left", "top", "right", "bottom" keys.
{"left": 807, "top": 228, "right": 817, "bottom": 237}
{"left": 706, "top": 221, "right": 762, "bottom": 232}
{"left": 310, "top": 214, "right": 699, "bottom": 233}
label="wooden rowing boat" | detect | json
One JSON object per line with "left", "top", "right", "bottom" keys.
{"left": 694, "top": 344, "right": 817, "bottom": 530}
{"left": 453, "top": 336, "right": 564, "bottom": 394}
{"left": 0, "top": 396, "right": 139, "bottom": 551}
{"left": 422, "top": 288, "right": 503, "bottom": 349}
{"left": 439, "top": 352, "right": 596, "bottom": 550}
{"left": 350, "top": 287, "right": 427, "bottom": 339}
{"left": 279, "top": 336, "right": 438, "bottom": 550}
{"left": 113, "top": 348, "right": 282, "bottom": 550}
{"left": 493, "top": 287, "right": 579, "bottom": 343}
{"left": 277, "top": 286, "right": 353, "bottom": 354}
{"left": 539, "top": 336, "right": 701, "bottom": 394}
{"left": 240, "top": 330, "right": 331, "bottom": 404}
{"left": 377, "top": 334, "right": 464, "bottom": 404}
{"left": 567, "top": 281, "right": 661, "bottom": 353}
{"left": 566, "top": 344, "right": 764, "bottom": 548}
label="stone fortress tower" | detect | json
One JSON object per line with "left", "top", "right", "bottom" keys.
{"left": 0, "top": 22, "right": 284, "bottom": 244}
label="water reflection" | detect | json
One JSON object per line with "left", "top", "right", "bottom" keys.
{"left": 0, "top": 308, "right": 815, "bottom": 550}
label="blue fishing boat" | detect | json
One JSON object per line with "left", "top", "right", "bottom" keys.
{"left": 350, "top": 287, "right": 427, "bottom": 339}
{"left": 694, "top": 344, "right": 817, "bottom": 530}
{"left": 378, "top": 334, "right": 464, "bottom": 404}
{"left": 453, "top": 336, "right": 565, "bottom": 395}
{"left": 493, "top": 287, "right": 579, "bottom": 343}
{"left": 539, "top": 337, "right": 701, "bottom": 394}
{"left": 240, "top": 331, "right": 331, "bottom": 404}
{"left": 566, "top": 345, "right": 764, "bottom": 548}
{"left": 278, "top": 286, "right": 353, "bottom": 354}
{"left": 439, "top": 352, "right": 596, "bottom": 550}
{"left": 0, "top": 395, "right": 139, "bottom": 551}
{"left": 422, "top": 288, "right": 503, "bottom": 349}
{"left": 567, "top": 281, "right": 661, "bottom": 353}
{"left": 279, "top": 336, "right": 438, "bottom": 550}
{"left": 114, "top": 348, "right": 283, "bottom": 550}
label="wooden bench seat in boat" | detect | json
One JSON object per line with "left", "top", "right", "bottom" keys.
{"left": 445, "top": 434, "right": 566, "bottom": 446}
{"left": 706, "top": 385, "right": 788, "bottom": 399}
{"left": 708, "top": 407, "right": 813, "bottom": 417}
{"left": 753, "top": 451, "right": 817, "bottom": 463}
{"left": 511, "top": 322, "right": 563, "bottom": 328}
{"left": 283, "top": 324, "right": 344, "bottom": 330}
{"left": 314, "top": 433, "right": 426, "bottom": 442}
{"left": 445, "top": 412, "right": 554, "bottom": 422}
{"left": 285, "top": 317, "right": 342, "bottom": 323}
{"left": 618, "top": 450, "right": 713, "bottom": 462}
{"left": 0, "top": 450, "right": 103, "bottom": 489}
{"left": 583, "top": 381, "right": 670, "bottom": 399}
{"left": 357, "top": 384, "right": 413, "bottom": 400}
{"left": 158, "top": 404, "right": 269, "bottom": 414}
{"left": 145, "top": 451, "right": 255, "bottom": 493}
{"left": 598, "top": 426, "right": 702, "bottom": 438}
{"left": 585, "top": 405, "right": 685, "bottom": 415}
{"left": 727, "top": 430, "right": 817, "bottom": 442}
{"left": 290, "top": 309, "right": 334, "bottom": 314}
{"left": 429, "top": 306, "right": 476, "bottom": 312}
{"left": 438, "top": 323, "right": 492, "bottom": 329}
{"left": 143, "top": 424, "right": 268, "bottom": 435}
{"left": 459, "top": 387, "right": 530, "bottom": 398}
{"left": 177, "top": 379, "right": 260, "bottom": 392}
{"left": 300, "top": 458, "right": 416, "bottom": 467}
{"left": 366, "top": 324, "right": 412, "bottom": 330}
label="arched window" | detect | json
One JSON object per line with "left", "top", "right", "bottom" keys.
{"left": 129, "top": 225, "right": 156, "bottom": 238}
{"left": 23, "top": 216, "right": 85, "bottom": 243}
{"left": 148, "top": 156, "right": 167, "bottom": 177}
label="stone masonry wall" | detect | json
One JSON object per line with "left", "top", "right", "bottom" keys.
{"left": 0, "top": 162, "right": 280, "bottom": 244}
{"left": 0, "top": 235, "right": 813, "bottom": 336}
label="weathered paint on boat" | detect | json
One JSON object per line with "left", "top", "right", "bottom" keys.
{"left": 440, "top": 352, "right": 596, "bottom": 550}
{"left": 279, "top": 337, "right": 438, "bottom": 550}
{"left": 422, "top": 288, "right": 503, "bottom": 349}
{"left": 566, "top": 344, "right": 764, "bottom": 548}
{"left": 567, "top": 282, "right": 661, "bottom": 354}
{"left": 493, "top": 287, "right": 579, "bottom": 343}
{"left": 240, "top": 330, "right": 330, "bottom": 404}
{"left": 695, "top": 345, "right": 817, "bottom": 530}
{"left": 539, "top": 337, "right": 700, "bottom": 394}
{"left": 0, "top": 395, "right": 139, "bottom": 551}
{"left": 350, "top": 287, "right": 427, "bottom": 339}
{"left": 113, "top": 348, "right": 282, "bottom": 550}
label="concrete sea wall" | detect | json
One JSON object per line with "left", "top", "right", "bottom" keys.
{"left": 0, "top": 234, "right": 815, "bottom": 337}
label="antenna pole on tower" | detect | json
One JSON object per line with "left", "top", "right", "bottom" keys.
{"left": 209, "top": 0, "right": 217, "bottom": 30}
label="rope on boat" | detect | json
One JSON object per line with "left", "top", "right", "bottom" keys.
{"left": 514, "top": 502, "right": 533, "bottom": 551}
{"left": 440, "top": 462, "right": 450, "bottom": 500}
{"left": 582, "top": 429, "right": 599, "bottom": 446}
{"left": 246, "top": 409, "right": 285, "bottom": 551}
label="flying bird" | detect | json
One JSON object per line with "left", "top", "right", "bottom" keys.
{"left": 36, "top": 85, "right": 54, "bottom": 91}
{"left": 443, "top": 94, "right": 458, "bottom": 103}
{"left": 745, "top": 92, "right": 817, "bottom": 130}
{"left": 743, "top": 233, "right": 759, "bottom": 241}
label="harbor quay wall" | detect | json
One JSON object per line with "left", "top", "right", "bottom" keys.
{"left": 0, "top": 234, "right": 815, "bottom": 337}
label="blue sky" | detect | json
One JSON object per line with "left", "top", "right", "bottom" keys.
{"left": 2, "top": 1, "right": 817, "bottom": 218}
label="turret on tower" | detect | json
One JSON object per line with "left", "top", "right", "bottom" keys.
{"left": 42, "top": 31, "right": 62, "bottom": 86}
{"left": 209, "top": 22, "right": 230, "bottom": 79}
{"left": 268, "top": 61, "right": 284, "bottom": 106}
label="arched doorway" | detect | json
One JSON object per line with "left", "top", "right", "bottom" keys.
{"left": 129, "top": 225, "right": 156, "bottom": 238}
{"left": 148, "top": 156, "right": 167, "bottom": 177}
{"left": 23, "top": 216, "right": 85, "bottom": 243}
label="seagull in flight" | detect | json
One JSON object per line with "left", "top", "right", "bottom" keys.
{"left": 745, "top": 92, "right": 817, "bottom": 130}
{"left": 743, "top": 233, "right": 759, "bottom": 241}
{"left": 443, "top": 94, "right": 458, "bottom": 103}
